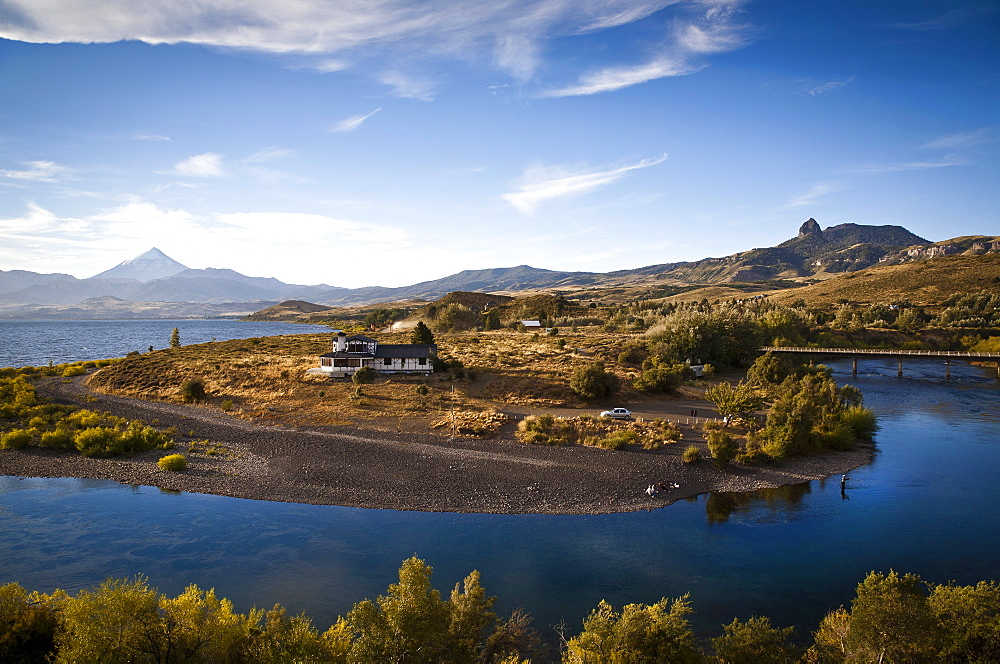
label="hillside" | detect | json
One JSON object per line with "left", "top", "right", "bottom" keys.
{"left": 764, "top": 253, "right": 1000, "bottom": 308}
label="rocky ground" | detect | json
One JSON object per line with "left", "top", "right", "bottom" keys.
{"left": 0, "top": 376, "right": 874, "bottom": 515}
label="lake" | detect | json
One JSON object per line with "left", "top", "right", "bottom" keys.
{"left": 1, "top": 322, "right": 998, "bottom": 640}
{"left": 0, "top": 319, "right": 318, "bottom": 368}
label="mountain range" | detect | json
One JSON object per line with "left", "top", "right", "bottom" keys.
{"left": 1, "top": 220, "right": 996, "bottom": 319}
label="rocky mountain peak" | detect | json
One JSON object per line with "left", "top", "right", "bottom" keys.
{"left": 91, "top": 247, "right": 189, "bottom": 282}
{"left": 798, "top": 218, "right": 822, "bottom": 237}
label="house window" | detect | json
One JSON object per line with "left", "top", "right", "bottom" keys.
{"left": 383, "top": 357, "right": 393, "bottom": 366}
{"left": 348, "top": 359, "right": 361, "bottom": 367}
{"left": 321, "top": 358, "right": 332, "bottom": 366}
{"left": 418, "top": 357, "right": 427, "bottom": 366}
{"left": 334, "top": 359, "right": 349, "bottom": 367}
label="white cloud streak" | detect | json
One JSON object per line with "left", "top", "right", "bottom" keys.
{"left": 921, "top": 128, "right": 994, "bottom": 150}
{"left": 503, "top": 154, "right": 667, "bottom": 214}
{"left": 330, "top": 107, "right": 383, "bottom": 133}
{"left": 542, "top": 1, "right": 750, "bottom": 97}
{"left": 0, "top": 160, "right": 72, "bottom": 183}
{"left": 782, "top": 182, "right": 840, "bottom": 209}
{"left": 847, "top": 159, "right": 966, "bottom": 174}
{"left": 0, "top": 0, "right": 682, "bottom": 80}
{"left": 806, "top": 76, "right": 855, "bottom": 96}
{"left": 171, "top": 153, "right": 226, "bottom": 177}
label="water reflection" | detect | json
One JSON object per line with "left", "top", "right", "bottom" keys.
{"left": 701, "top": 483, "right": 812, "bottom": 525}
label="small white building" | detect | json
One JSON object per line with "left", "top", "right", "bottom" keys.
{"left": 317, "top": 332, "right": 437, "bottom": 378}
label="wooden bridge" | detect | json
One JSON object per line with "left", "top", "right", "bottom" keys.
{"left": 762, "top": 346, "right": 1000, "bottom": 379}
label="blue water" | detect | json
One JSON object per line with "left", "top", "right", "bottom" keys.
{"left": 0, "top": 319, "right": 318, "bottom": 368}
{"left": 0, "top": 328, "right": 998, "bottom": 639}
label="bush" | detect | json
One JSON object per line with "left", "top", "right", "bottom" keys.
{"left": 179, "top": 378, "right": 206, "bottom": 403}
{"left": 841, "top": 406, "right": 879, "bottom": 441}
{"left": 595, "top": 430, "right": 639, "bottom": 450}
{"left": 157, "top": 454, "right": 187, "bottom": 471}
{"left": 352, "top": 366, "right": 377, "bottom": 384}
{"left": 1, "top": 428, "right": 33, "bottom": 450}
{"left": 415, "top": 384, "right": 429, "bottom": 396}
{"left": 682, "top": 445, "right": 701, "bottom": 464}
{"left": 707, "top": 430, "right": 738, "bottom": 464}
{"left": 39, "top": 429, "right": 74, "bottom": 450}
{"left": 61, "top": 365, "right": 87, "bottom": 377}
{"left": 569, "top": 361, "right": 620, "bottom": 399}
{"left": 220, "top": 399, "right": 234, "bottom": 412}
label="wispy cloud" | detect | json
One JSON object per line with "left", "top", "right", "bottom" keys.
{"left": 130, "top": 132, "right": 171, "bottom": 141}
{"left": 847, "top": 159, "right": 965, "bottom": 175}
{"left": 244, "top": 147, "right": 295, "bottom": 163}
{"left": 0, "top": 0, "right": 683, "bottom": 81}
{"left": 805, "top": 76, "right": 855, "bottom": 96}
{"left": 893, "top": 3, "right": 998, "bottom": 31}
{"left": 0, "top": 160, "right": 72, "bottom": 183}
{"left": 542, "top": 2, "right": 750, "bottom": 97}
{"left": 542, "top": 58, "right": 699, "bottom": 97}
{"left": 171, "top": 153, "right": 226, "bottom": 177}
{"left": 330, "top": 107, "right": 383, "bottom": 133}
{"left": 379, "top": 71, "right": 437, "bottom": 101}
{"left": 921, "top": 128, "right": 994, "bottom": 150}
{"left": 782, "top": 181, "right": 841, "bottom": 209}
{"left": 503, "top": 154, "right": 667, "bottom": 214}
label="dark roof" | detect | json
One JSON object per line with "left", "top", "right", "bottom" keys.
{"left": 374, "top": 344, "right": 436, "bottom": 359}
{"left": 319, "top": 352, "right": 373, "bottom": 359}
{"left": 347, "top": 334, "right": 378, "bottom": 343}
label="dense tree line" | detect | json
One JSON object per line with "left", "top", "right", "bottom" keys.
{"left": 3, "top": 560, "right": 998, "bottom": 663}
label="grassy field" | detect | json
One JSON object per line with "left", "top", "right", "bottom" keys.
{"left": 86, "top": 329, "right": 667, "bottom": 435}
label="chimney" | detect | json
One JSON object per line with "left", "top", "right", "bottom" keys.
{"left": 335, "top": 331, "right": 347, "bottom": 352}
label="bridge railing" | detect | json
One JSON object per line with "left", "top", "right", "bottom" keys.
{"left": 763, "top": 347, "right": 1000, "bottom": 359}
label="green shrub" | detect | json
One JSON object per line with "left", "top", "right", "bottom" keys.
{"left": 707, "top": 430, "right": 738, "bottom": 464}
{"left": 1, "top": 428, "right": 33, "bottom": 450}
{"left": 682, "top": 445, "right": 701, "bottom": 464}
{"left": 415, "top": 384, "right": 429, "bottom": 396}
{"left": 39, "top": 429, "right": 74, "bottom": 450}
{"left": 569, "top": 361, "right": 620, "bottom": 399}
{"left": 220, "top": 399, "right": 234, "bottom": 412}
{"left": 73, "top": 427, "right": 121, "bottom": 457}
{"left": 179, "top": 378, "right": 206, "bottom": 403}
{"left": 841, "top": 406, "right": 879, "bottom": 441}
{"left": 352, "top": 366, "right": 377, "bottom": 384}
{"left": 157, "top": 454, "right": 187, "bottom": 471}
{"left": 596, "top": 430, "right": 639, "bottom": 450}
{"left": 61, "top": 365, "right": 87, "bottom": 377}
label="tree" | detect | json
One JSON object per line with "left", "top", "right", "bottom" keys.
{"left": 169, "top": 327, "right": 180, "bottom": 348}
{"left": 703, "top": 381, "right": 767, "bottom": 423}
{"left": 711, "top": 616, "right": 798, "bottom": 663}
{"left": 564, "top": 596, "right": 702, "bottom": 663}
{"left": 0, "top": 582, "right": 59, "bottom": 664}
{"left": 411, "top": 321, "right": 435, "bottom": 345}
{"left": 346, "top": 557, "right": 496, "bottom": 663}
{"left": 569, "top": 361, "right": 620, "bottom": 400}
{"left": 928, "top": 580, "right": 1000, "bottom": 663}
{"left": 706, "top": 430, "right": 738, "bottom": 465}
{"left": 846, "top": 570, "right": 942, "bottom": 663}
{"left": 352, "top": 366, "right": 376, "bottom": 385}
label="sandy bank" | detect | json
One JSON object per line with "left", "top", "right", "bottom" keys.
{"left": 0, "top": 377, "right": 874, "bottom": 515}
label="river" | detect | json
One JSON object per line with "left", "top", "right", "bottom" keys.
{"left": 1, "top": 323, "right": 998, "bottom": 640}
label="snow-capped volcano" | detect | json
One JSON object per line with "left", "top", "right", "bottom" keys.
{"left": 91, "top": 247, "right": 189, "bottom": 282}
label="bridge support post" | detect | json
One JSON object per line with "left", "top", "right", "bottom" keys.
{"left": 898, "top": 359, "right": 903, "bottom": 378}
{"left": 946, "top": 358, "right": 951, "bottom": 380}
{"left": 852, "top": 357, "right": 858, "bottom": 375}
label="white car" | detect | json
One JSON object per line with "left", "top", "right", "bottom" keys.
{"left": 600, "top": 407, "right": 632, "bottom": 420}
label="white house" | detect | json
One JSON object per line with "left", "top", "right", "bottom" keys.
{"left": 316, "top": 332, "right": 437, "bottom": 378}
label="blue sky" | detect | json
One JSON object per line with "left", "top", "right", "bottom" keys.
{"left": 0, "top": 0, "right": 997, "bottom": 288}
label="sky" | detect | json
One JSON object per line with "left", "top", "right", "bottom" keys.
{"left": 0, "top": 0, "right": 997, "bottom": 289}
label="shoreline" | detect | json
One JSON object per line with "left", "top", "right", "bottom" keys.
{"left": 0, "top": 377, "right": 875, "bottom": 515}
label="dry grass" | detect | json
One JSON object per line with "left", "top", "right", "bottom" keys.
{"left": 764, "top": 254, "right": 1000, "bottom": 309}
{"left": 85, "top": 329, "right": 652, "bottom": 434}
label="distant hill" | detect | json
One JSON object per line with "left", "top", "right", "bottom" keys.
{"left": 2, "top": 223, "right": 996, "bottom": 318}
{"left": 765, "top": 253, "right": 1000, "bottom": 308}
